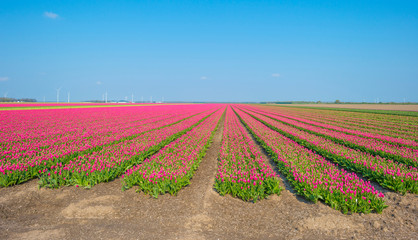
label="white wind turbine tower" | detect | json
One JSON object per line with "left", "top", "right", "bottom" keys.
{"left": 67, "top": 92, "right": 70, "bottom": 103}
{"left": 105, "top": 91, "right": 108, "bottom": 103}
{"left": 131, "top": 93, "right": 134, "bottom": 103}
{"left": 56, "top": 87, "right": 62, "bottom": 103}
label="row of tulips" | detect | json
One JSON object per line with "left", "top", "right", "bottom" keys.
{"left": 255, "top": 106, "right": 417, "bottom": 147}
{"left": 0, "top": 105, "right": 219, "bottom": 187}
{"left": 0, "top": 103, "right": 155, "bottom": 108}
{"left": 1, "top": 105, "right": 206, "bottom": 158}
{"left": 238, "top": 107, "right": 418, "bottom": 194}
{"left": 272, "top": 107, "right": 418, "bottom": 134}
{"left": 243, "top": 106, "right": 418, "bottom": 168}
{"left": 1, "top": 105, "right": 168, "bottom": 143}
{"left": 291, "top": 112, "right": 417, "bottom": 141}
{"left": 299, "top": 105, "right": 418, "bottom": 124}
{"left": 327, "top": 109, "right": 418, "bottom": 125}
{"left": 1, "top": 112, "right": 189, "bottom": 162}
{"left": 258, "top": 106, "right": 418, "bottom": 142}
{"left": 234, "top": 107, "right": 387, "bottom": 214}
{"left": 214, "top": 107, "right": 281, "bottom": 202}
{"left": 37, "top": 108, "right": 221, "bottom": 188}
{"left": 122, "top": 108, "right": 225, "bottom": 197}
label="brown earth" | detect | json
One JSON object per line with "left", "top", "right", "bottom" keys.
{"left": 0, "top": 116, "right": 417, "bottom": 240}
{"left": 274, "top": 104, "right": 418, "bottom": 112}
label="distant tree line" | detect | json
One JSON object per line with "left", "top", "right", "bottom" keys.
{"left": 0, "top": 97, "right": 37, "bottom": 102}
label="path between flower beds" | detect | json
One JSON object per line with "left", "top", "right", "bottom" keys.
{"left": 0, "top": 114, "right": 416, "bottom": 239}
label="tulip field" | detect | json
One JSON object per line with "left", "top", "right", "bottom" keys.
{"left": 0, "top": 103, "right": 417, "bottom": 214}
{"left": 214, "top": 107, "right": 282, "bottom": 201}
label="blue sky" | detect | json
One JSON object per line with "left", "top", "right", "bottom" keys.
{"left": 0, "top": 0, "right": 417, "bottom": 102}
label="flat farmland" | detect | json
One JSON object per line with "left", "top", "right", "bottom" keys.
{"left": 0, "top": 103, "right": 177, "bottom": 111}
{"left": 0, "top": 104, "right": 416, "bottom": 239}
{"left": 274, "top": 104, "right": 418, "bottom": 112}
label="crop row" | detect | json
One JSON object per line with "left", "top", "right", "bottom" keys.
{"left": 255, "top": 106, "right": 417, "bottom": 148}
{"left": 234, "top": 107, "right": 387, "bottom": 213}
{"left": 214, "top": 107, "right": 281, "bottom": 201}
{"left": 244, "top": 106, "right": 418, "bottom": 168}
{"left": 1, "top": 106, "right": 162, "bottom": 143}
{"left": 257, "top": 106, "right": 417, "bottom": 141}
{"left": 282, "top": 107, "right": 418, "bottom": 130}
{"left": 37, "top": 108, "right": 221, "bottom": 188}
{"left": 268, "top": 106, "right": 416, "bottom": 130}
{"left": 0, "top": 105, "right": 220, "bottom": 187}
{"left": 1, "top": 105, "right": 205, "bottom": 156}
{"left": 122, "top": 107, "right": 224, "bottom": 197}
{"left": 1, "top": 111, "right": 190, "bottom": 159}
{"left": 238, "top": 107, "right": 418, "bottom": 194}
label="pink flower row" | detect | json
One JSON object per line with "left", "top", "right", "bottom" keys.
{"left": 235, "top": 107, "right": 386, "bottom": 213}
{"left": 214, "top": 107, "right": 281, "bottom": 201}
{"left": 255, "top": 106, "right": 417, "bottom": 147}
{"left": 38, "top": 107, "right": 221, "bottom": 188}
{"left": 244, "top": 106, "right": 418, "bottom": 164}
{"left": 0, "top": 105, "right": 219, "bottom": 186}
{"left": 122, "top": 107, "right": 224, "bottom": 197}
{"left": 237, "top": 106, "right": 417, "bottom": 193}
{"left": 261, "top": 106, "right": 417, "bottom": 137}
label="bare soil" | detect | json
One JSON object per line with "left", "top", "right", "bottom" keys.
{"left": 0, "top": 116, "right": 416, "bottom": 240}
{"left": 275, "top": 104, "right": 418, "bottom": 112}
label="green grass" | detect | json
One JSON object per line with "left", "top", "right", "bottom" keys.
{"left": 263, "top": 105, "right": 418, "bottom": 117}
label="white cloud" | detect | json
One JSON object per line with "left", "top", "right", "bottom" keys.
{"left": 0, "top": 77, "right": 9, "bottom": 82}
{"left": 44, "top": 11, "right": 59, "bottom": 19}
{"left": 96, "top": 81, "right": 102, "bottom": 85}
{"left": 272, "top": 73, "right": 280, "bottom": 78}
{"left": 200, "top": 76, "right": 208, "bottom": 80}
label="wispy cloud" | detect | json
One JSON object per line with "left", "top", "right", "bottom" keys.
{"left": 271, "top": 73, "right": 280, "bottom": 78}
{"left": 0, "top": 77, "right": 9, "bottom": 82}
{"left": 200, "top": 76, "right": 208, "bottom": 80}
{"left": 44, "top": 11, "right": 59, "bottom": 19}
{"left": 96, "top": 81, "right": 102, "bottom": 85}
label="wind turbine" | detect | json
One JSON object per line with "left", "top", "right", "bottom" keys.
{"left": 56, "top": 87, "right": 62, "bottom": 103}
{"left": 131, "top": 93, "right": 134, "bottom": 103}
{"left": 67, "top": 92, "right": 70, "bottom": 103}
